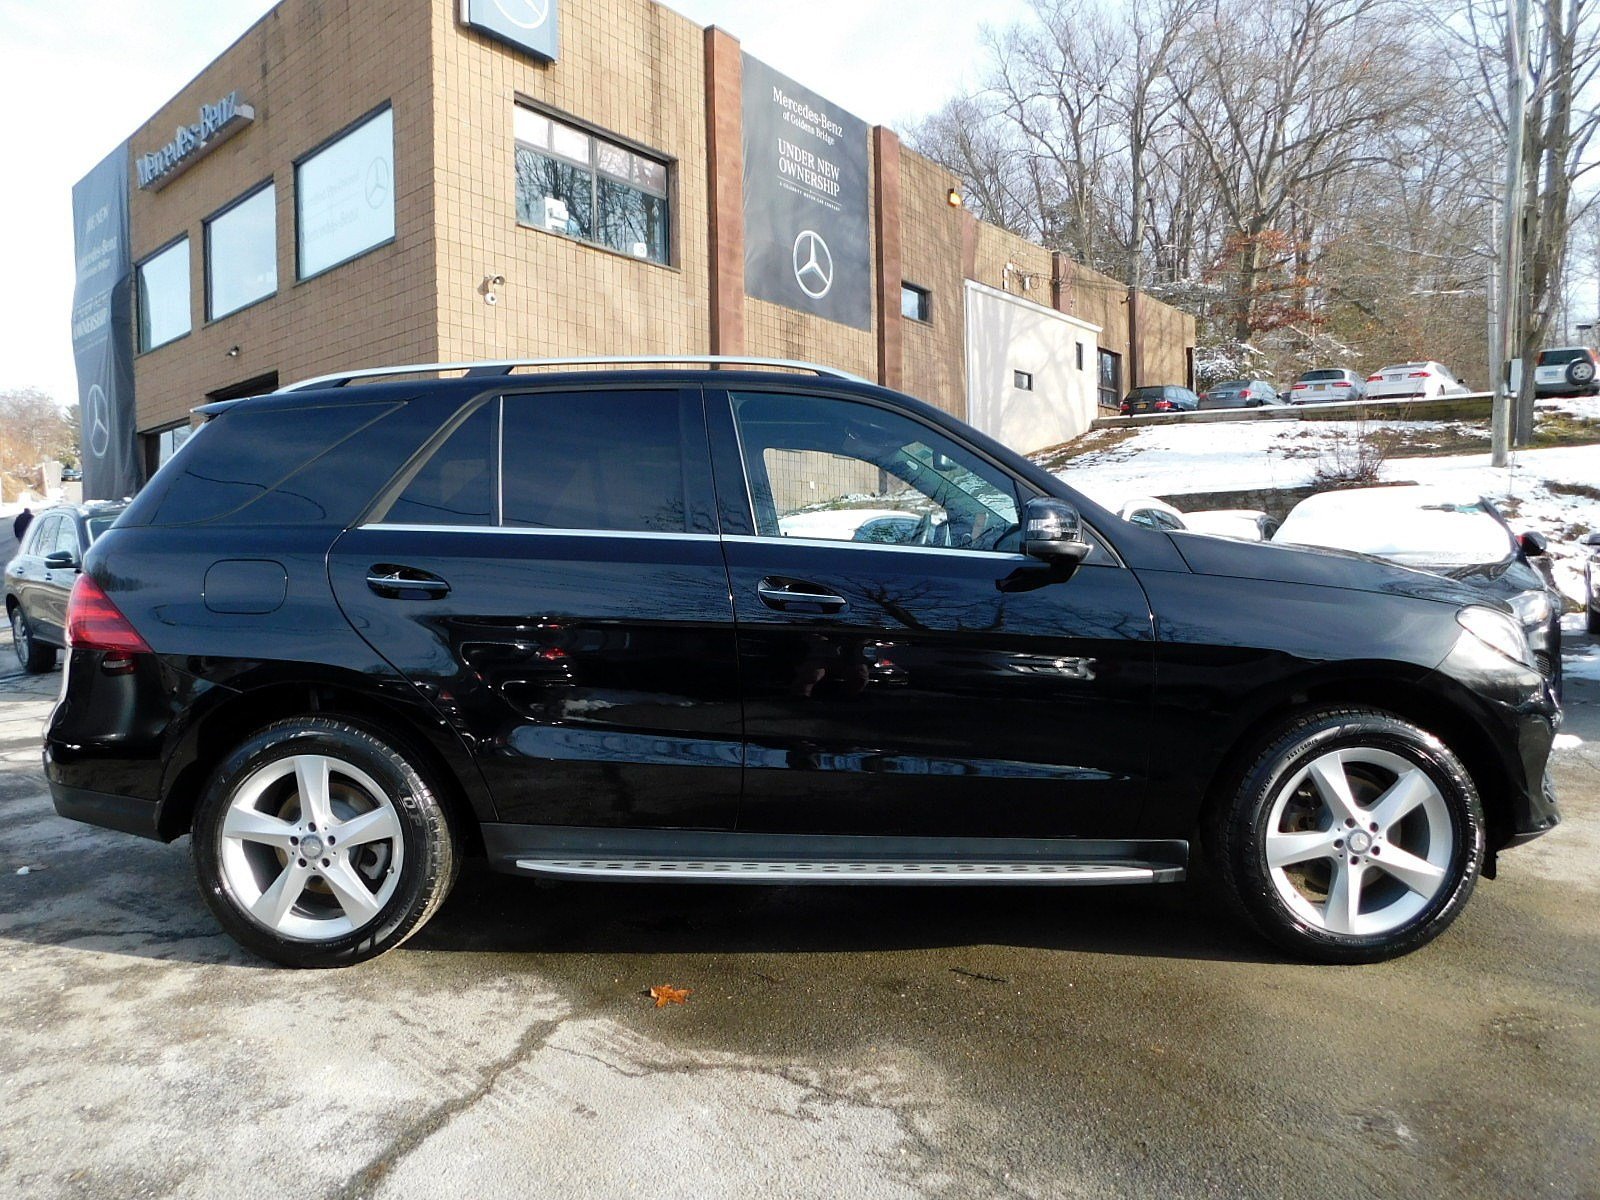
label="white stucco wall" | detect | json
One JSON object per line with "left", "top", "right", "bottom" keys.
{"left": 964, "top": 280, "right": 1100, "bottom": 454}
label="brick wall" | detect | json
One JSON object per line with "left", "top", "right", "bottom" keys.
{"left": 129, "top": 0, "right": 438, "bottom": 432}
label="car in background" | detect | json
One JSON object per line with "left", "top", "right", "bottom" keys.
{"left": 1198, "top": 379, "right": 1285, "bottom": 409}
{"left": 1584, "top": 531, "right": 1599, "bottom": 634}
{"left": 1120, "top": 385, "right": 1200, "bottom": 416}
{"left": 1116, "top": 499, "right": 1278, "bottom": 541}
{"left": 1289, "top": 368, "right": 1367, "bottom": 405}
{"left": 1183, "top": 509, "right": 1281, "bottom": 542}
{"left": 60, "top": 465, "right": 83, "bottom": 482}
{"left": 1364, "top": 362, "right": 1469, "bottom": 401}
{"left": 779, "top": 507, "right": 946, "bottom": 546}
{"left": 1274, "top": 486, "right": 1563, "bottom": 692}
{"left": 4, "top": 500, "right": 127, "bottom": 673}
{"left": 1532, "top": 347, "right": 1600, "bottom": 399}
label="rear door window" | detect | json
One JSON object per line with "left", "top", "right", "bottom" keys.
{"left": 501, "top": 390, "right": 690, "bottom": 533}
{"left": 385, "top": 402, "right": 498, "bottom": 527}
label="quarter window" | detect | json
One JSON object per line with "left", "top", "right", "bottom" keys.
{"left": 514, "top": 106, "right": 671, "bottom": 265}
{"left": 296, "top": 107, "right": 396, "bottom": 280}
{"left": 207, "top": 183, "right": 277, "bottom": 320}
{"left": 137, "top": 237, "right": 191, "bottom": 352}
{"left": 731, "top": 392, "right": 1022, "bottom": 553}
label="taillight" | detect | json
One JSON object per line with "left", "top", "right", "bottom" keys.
{"left": 1239, "top": 390, "right": 1251, "bottom": 400}
{"left": 1292, "top": 383, "right": 1307, "bottom": 391}
{"left": 1367, "top": 374, "right": 1383, "bottom": 382}
{"left": 1408, "top": 371, "right": 1429, "bottom": 378}
{"left": 1334, "top": 380, "right": 1351, "bottom": 387}
{"left": 1155, "top": 400, "right": 1176, "bottom": 411}
{"left": 67, "top": 574, "right": 151, "bottom": 674}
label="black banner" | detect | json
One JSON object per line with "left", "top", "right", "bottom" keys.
{"left": 741, "top": 54, "right": 871, "bottom": 331}
{"left": 71, "top": 143, "right": 141, "bottom": 500}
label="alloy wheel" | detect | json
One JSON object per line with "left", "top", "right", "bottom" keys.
{"left": 11, "top": 609, "right": 27, "bottom": 666}
{"left": 1263, "top": 747, "right": 1454, "bottom": 937}
{"left": 218, "top": 753, "right": 405, "bottom": 941}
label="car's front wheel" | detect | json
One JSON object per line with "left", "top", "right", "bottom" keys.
{"left": 193, "top": 718, "right": 459, "bottom": 968}
{"left": 10, "top": 605, "right": 56, "bottom": 674}
{"left": 1209, "top": 708, "right": 1484, "bottom": 963}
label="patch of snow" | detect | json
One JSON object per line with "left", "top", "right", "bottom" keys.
{"left": 1273, "top": 486, "right": 1513, "bottom": 566}
{"left": 1552, "top": 733, "right": 1584, "bottom": 750}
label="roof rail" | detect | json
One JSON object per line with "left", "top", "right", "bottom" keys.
{"left": 276, "top": 356, "right": 867, "bottom": 392}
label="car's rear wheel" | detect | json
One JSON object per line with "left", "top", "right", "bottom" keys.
{"left": 192, "top": 718, "right": 458, "bottom": 968}
{"left": 1208, "top": 708, "right": 1484, "bottom": 963}
{"left": 10, "top": 606, "right": 56, "bottom": 674}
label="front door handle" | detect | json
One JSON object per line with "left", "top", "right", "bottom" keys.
{"left": 756, "top": 577, "right": 848, "bottom": 614}
{"left": 367, "top": 565, "right": 451, "bottom": 600}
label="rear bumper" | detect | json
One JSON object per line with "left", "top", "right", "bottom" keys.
{"left": 47, "top": 773, "right": 163, "bottom": 841}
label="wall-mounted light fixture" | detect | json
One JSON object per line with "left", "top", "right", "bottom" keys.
{"left": 225, "top": 345, "right": 240, "bottom": 358}
{"left": 480, "top": 274, "right": 506, "bottom": 306}
{"left": 947, "top": 188, "right": 964, "bottom": 208}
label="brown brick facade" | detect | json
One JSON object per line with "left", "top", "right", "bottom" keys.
{"left": 122, "top": 0, "right": 1194, "bottom": 458}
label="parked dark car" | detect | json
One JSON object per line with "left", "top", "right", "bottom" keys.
{"left": 47, "top": 359, "right": 1559, "bottom": 969}
{"left": 1119, "top": 385, "right": 1199, "bottom": 415}
{"left": 1198, "top": 379, "right": 1284, "bottom": 409}
{"left": 5, "top": 501, "right": 127, "bottom": 673}
{"left": 1274, "top": 486, "right": 1564, "bottom": 693}
{"left": 1289, "top": 368, "right": 1367, "bottom": 404}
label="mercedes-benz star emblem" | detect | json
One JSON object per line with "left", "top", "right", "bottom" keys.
{"left": 365, "top": 158, "right": 390, "bottom": 209}
{"left": 792, "top": 230, "right": 834, "bottom": 300}
{"left": 492, "top": 0, "right": 550, "bottom": 29}
{"left": 87, "top": 385, "right": 111, "bottom": 460}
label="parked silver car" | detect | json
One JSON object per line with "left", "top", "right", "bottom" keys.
{"left": 1289, "top": 368, "right": 1366, "bottom": 404}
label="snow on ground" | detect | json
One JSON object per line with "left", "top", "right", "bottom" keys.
{"left": 1565, "top": 613, "right": 1600, "bottom": 683}
{"left": 1054, "top": 405, "right": 1600, "bottom": 603}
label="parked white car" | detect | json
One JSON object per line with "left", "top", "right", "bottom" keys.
{"left": 1584, "top": 531, "right": 1600, "bottom": 635}
{"left": 1116, "top": 499, "right": 1277, "bottom": 541}
{"left": 1364, "top": 362, "right": 1469, "bottom": 401}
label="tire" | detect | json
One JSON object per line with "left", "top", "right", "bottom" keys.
{"left": 1206, "top": 707, "right": 1485, "bottom": 964}
{"left": 1566, "top": 359, "right": 1595, "bottom": 386}
{"left": 10, "top": 605, "right": 56, "bottom": 674}
{"left": 192, "top": 717, "right": 459, "bottom": 968}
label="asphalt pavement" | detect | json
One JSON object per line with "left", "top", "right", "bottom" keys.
{"left": 1, "top": 629, "right": 1596, "bottom": 1199}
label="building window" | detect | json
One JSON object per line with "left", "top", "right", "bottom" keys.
{"left": 1097, "top": 349, "right": 1123, "bottom": 409}
{"left": 514, "top": 106, "right": 670, "bottom": 265}
{"left": 901, "top": 283, "right": 931, "bottom": 322}
{"left": 143, "top": 421, "right": 194, "bottom": 477}
{"left": 206, "top": 182, "right": 277, "bottom": 320}
{"left": 136, "top": 237, "right": 191, "bottom": 352}
{"left": 296, "top": 106, "right": 395, "bottom": 280}
{"left": 1013, "top": 370, "right": 1035, "bottom": 391}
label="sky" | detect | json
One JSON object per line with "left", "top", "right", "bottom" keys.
{"left": 0, "top": 0, "right": 1033, "bottom": 406}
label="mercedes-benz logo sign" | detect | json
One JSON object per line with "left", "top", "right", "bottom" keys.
{"left": 792, "top": 230, "right": 834, "bottom": 300}
{"left": 87, "top": 385, "right": 111, "bottom": 460}
{"left": 492, "top": 0, "right": 550, "bottom": 29}
{"left": 365, "top": 158, "right": 390, "bottom": 209}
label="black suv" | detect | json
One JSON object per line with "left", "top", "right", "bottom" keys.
{"left": 46, "top": 359, "right": 1561, "bottom": 968}
{"left": 6, "top": 501, "right": 127, "bottom": 673}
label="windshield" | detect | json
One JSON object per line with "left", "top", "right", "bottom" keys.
{"left": 1275, "top": 494, "right": 1516, "bottom": 567}
{"left": 85, "top": 516, "right": 119, "bottom": 543}
{"left": 1300, "top": 370, "right": 1343, "bottom": 382}
{"left": 1539, "top": 349, "right": 1588, "bottom": 365}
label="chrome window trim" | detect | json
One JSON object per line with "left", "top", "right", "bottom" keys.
{"left": 361, "top": 523, "right": 720, "bottom": 542}
{"left": 723, "top": 534, "right": 1029, "bottom": 562}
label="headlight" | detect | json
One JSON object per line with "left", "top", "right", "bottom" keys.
{"left": 1508, "top": 589, "right": 1553, "bottom": 628}
{"left": 1456, "top": 605, "right": 1533, "bottom": 667}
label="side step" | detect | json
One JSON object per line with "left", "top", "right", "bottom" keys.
{"left": 514, "top": 858, "right": 1182, "bottom": 885}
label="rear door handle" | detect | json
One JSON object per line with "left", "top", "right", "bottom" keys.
{"left": 756, "top": 577, "right": 848, "bottom": 614}
{"left": 367, "top": 565, "right": 451, "bottom": 600}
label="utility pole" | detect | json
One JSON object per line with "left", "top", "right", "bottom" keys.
{"left": 1492, "top": 0, "right": 1532, "bottom": 469}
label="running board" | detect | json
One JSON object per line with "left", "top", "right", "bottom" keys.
{"left": 483, "top": 825, "right": 1187, "bottom": 886}
{"left": 513, "top": 858, "right": 1181, "bottom": 885}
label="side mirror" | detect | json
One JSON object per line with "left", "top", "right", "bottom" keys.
{"left": 1023, "top": 498, "right": 1091, "bottom": 565}
{"left": 1518, "top": 531, "right": 1549, "bottom": 557}
{"left": 42, "top": 550, "right": 77, "bottom": 571}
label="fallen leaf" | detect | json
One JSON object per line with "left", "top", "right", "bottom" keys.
{"left": 649, "top": 984, "right": 692, "bottom": 1008}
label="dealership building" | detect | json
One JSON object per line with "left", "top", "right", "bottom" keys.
{"left": 70, "top": 0, "right": 1196, "bottom": 495}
